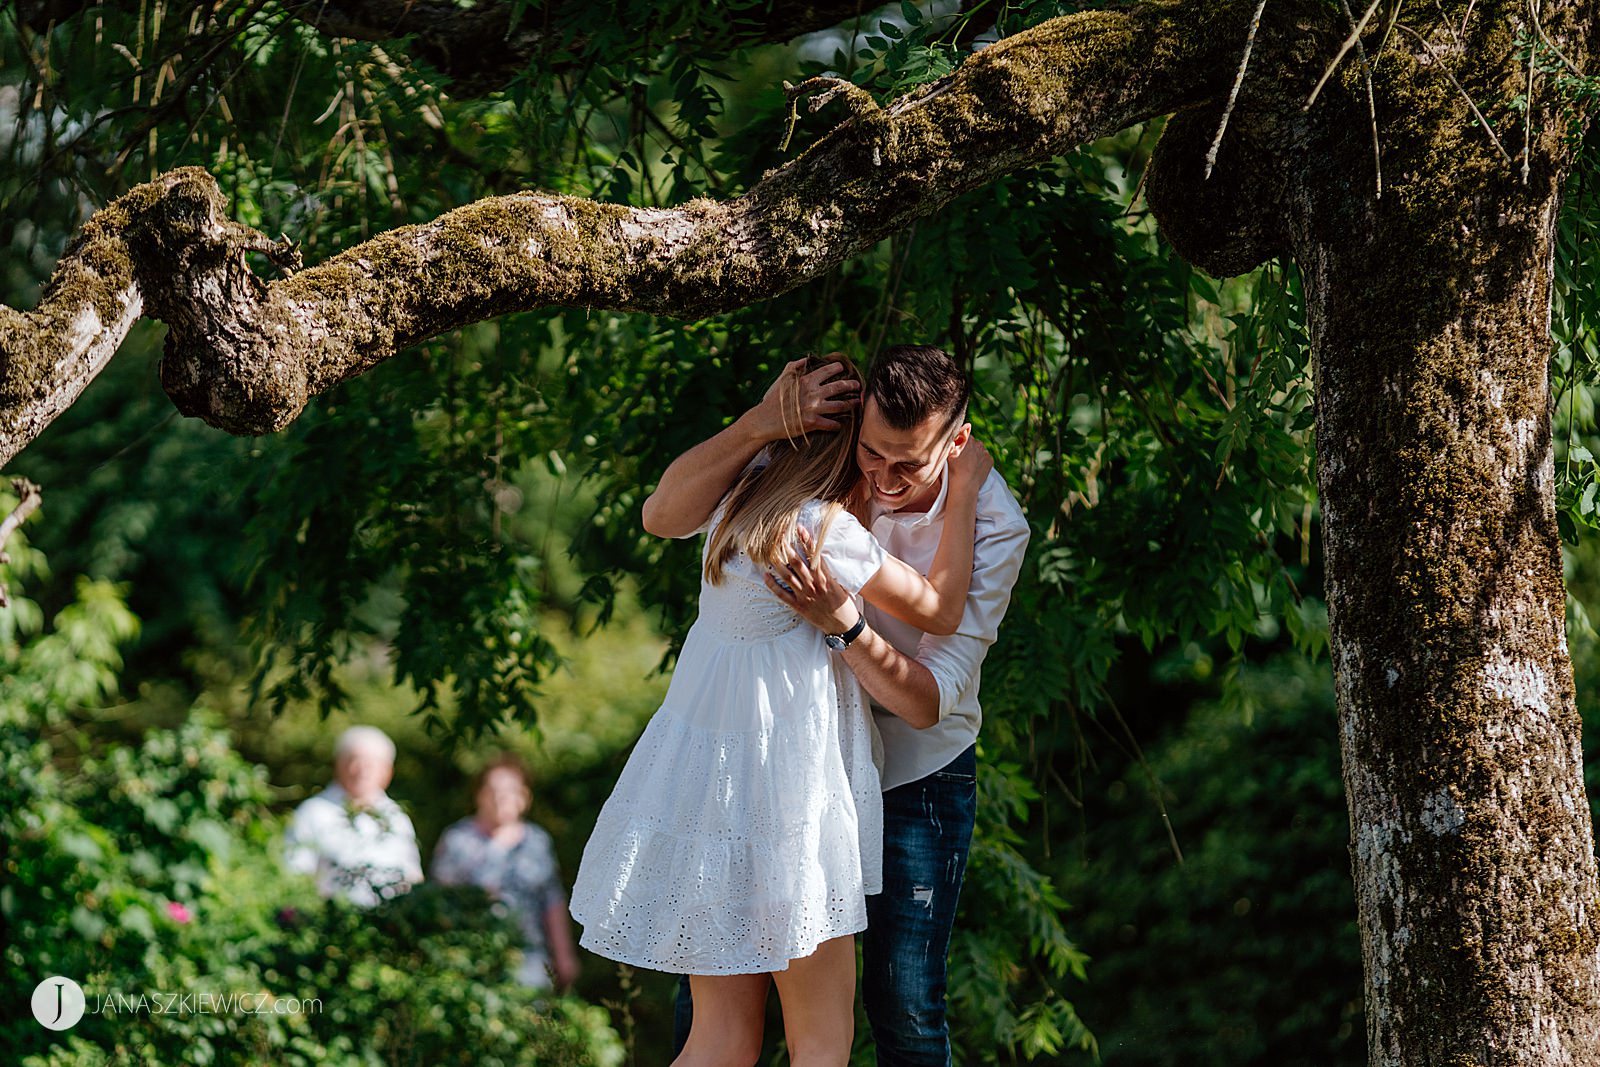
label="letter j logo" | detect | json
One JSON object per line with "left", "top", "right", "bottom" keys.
{"left": 31, "top": 976, "right": 86, "bottom": 1030}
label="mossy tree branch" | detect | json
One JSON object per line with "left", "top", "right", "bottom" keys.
{"left": 0, "top": 0, "right": 1259, "bottom": 467}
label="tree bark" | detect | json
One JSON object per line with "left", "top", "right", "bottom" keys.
{"left": 1146, "top": 0, "right": 1600, "bottom": 1054}
{"left": 1291, "top": 4, "right": 1600, "bottom": 1062}
{"left": 1313, "top": 170, "right": 1600, "bottom": 1064}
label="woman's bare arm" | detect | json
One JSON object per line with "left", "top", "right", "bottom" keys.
{"left": 852, "top": 440, "right": 990, "bottom": 634}
{"left": 640, "top": 358, "right": 859, "bottom": 537}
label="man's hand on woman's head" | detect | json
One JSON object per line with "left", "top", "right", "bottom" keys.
{"left": 748, "top": 355, "right": 860, "bottom": 442}
{"left": 764, "top": 526, "right": 859, "bottom": 634}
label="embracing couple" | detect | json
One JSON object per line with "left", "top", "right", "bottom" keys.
{"left": 570, "top": 344, "right": 1030, "bottom": 1065}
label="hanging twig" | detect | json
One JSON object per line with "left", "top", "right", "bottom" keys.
{"left": 1363, "top": 63, "right": 1384, "bottom": 197}
{"left": 1336, "top": 0, "right": 1385, "bottom": 197}
{"left": 1526, "top": 0, "right": 1582, "bottom": 76}
{"left": 1301, "top": 499, "right": 1315, "bottom": 566}
{"left": 1305, "top": 0, "right": 1383, "bottom": 109}
{"left": 1121, "top": 121, "right": 1157, "bottom": 217}
{"left": 273, "top": 0, "right": 329, "bottom": 172}
{"left": 1522, "top": 0, "right": 1537, "bottom": 185}
{"left": 1375, "top": 0, "right": 1407, "bottom": 67}
{"left": 1206, "top": 0, "right": 1269, "bottom": 179}
{"left": 1397, "top": 23, "right": 1513, "bottom": 166}
{"left": 1091, "top": 685, "right": 1186, "bottom": 865}
{"left": 0, "top": 478, "right": 43, "bottom": 609}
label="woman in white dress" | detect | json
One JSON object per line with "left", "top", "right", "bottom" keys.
{"left": 569, "top": 355, "right": 989, "bottom": 1066}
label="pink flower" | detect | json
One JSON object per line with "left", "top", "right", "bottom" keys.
{"left": 165, "top": 901, "right": 193, "bottom": 924}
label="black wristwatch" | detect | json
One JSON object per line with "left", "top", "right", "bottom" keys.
{"left": 825, "top": 614, "right": 867, "bottom": 651}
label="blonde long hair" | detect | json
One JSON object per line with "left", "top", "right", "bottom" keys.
{"left": 705, "top": 355, "right": 863, "bottom": 584}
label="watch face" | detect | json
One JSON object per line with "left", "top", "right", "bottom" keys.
{"left": 825, "top": 635, "right": 846, "bottom": 651}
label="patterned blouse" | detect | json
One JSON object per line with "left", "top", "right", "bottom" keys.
{"left": 431, "top": 818, "right": 567, "bottom": 988}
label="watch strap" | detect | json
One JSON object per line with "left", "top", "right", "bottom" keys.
{"left": 827, "top": 614, "right": 867, "bottom": 650}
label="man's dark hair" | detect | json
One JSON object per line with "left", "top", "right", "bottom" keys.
{"left": 864, "top": 344, "right": 970, "bottom": 432}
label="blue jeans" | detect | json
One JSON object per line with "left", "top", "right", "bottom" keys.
{"left": 862, "top": 745, "right": 976, "bottom": 1067}
{"left": 671, "top": 746, "right": 977, "bottom": 1066}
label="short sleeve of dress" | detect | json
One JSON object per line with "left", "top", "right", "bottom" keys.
{"left": 816, "top": 509, "right": 887, "bottom": 596}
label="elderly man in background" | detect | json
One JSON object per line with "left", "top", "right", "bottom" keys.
{"left": 283, "top": 725, "right": 423, "bottom": 907}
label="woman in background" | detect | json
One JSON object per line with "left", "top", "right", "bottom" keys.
{"left": 433, "top": 753, "right": 580, "bottom": 991}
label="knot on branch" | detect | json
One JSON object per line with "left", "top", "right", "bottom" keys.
{"left": 1145, "top": 102, "right": 1293, "bottom": 278}
{"left": 782, "top": 76, "right": 898, "bottom": 166}
{"left": 112, "top": 168, "right": 309, "bottom": 436}
{"left": 130, "top": 169, "right": 301, "bottom": 295}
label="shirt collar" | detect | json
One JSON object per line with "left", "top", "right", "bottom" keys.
{"left": 870, "top": 463, "right": 950, "bottom": 529}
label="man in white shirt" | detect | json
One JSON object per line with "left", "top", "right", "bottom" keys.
{"left": 647, "top": 345, "right": 1030, "bottom": 1066}
{"left": 283, "top": 725, "right": 424, "bottom": 908}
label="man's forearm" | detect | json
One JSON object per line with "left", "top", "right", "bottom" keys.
{"left": 841, "top": 624, "right": 941, "bottom": 729}
{"left": 640, "top": 411, "right": 770, "bottom": 537}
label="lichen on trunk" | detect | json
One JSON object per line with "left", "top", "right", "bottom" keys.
{"left": 1287, "top": 4, "right": 1600, "bottom": 1062}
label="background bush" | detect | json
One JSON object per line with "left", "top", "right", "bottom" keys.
{"left": 1, "top": 543, "right": 622, "bottom": 1067}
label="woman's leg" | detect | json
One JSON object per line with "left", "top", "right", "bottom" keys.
{"left": 771, "top": 935, "right": 857, "bottom": 1067}
{"left": 671, "top": 972, "right": 770, "bottom": 1067}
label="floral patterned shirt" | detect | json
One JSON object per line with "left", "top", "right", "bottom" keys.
{"left": 431, "top": 817, "right": 566, "bottom": 988}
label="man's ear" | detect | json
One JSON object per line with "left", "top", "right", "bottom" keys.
{"left": 946, "top": 422, "right": 973, "bottom": 458}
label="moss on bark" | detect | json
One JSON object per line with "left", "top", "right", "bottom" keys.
{"left": 1292, "top": 2, "right": 1600, "bottom": 1061}
{"left": 83, "top": 1, "right": 1263, "bottom": 441}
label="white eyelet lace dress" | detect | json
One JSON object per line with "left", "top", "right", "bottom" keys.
{"left": 569, "top": 500, "right": 885, "bottom": 975}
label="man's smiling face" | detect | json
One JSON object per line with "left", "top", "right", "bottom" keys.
{"left": 856, "top": 396, "right": 970, "bottom": 513}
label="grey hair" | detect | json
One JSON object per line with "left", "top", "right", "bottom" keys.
{"left": 333, "top": 725, "right": 396, "bottom": 764}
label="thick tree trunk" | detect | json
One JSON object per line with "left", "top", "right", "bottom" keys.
{"left": 1294, "top": 10, "right": 1600, "bottom": 1064}
{"left": 1144, "top": 1, "right": 1600, "bottom": 1059}
{"left": 1312, "top": 190, "right": 1600, "bottom": 1065}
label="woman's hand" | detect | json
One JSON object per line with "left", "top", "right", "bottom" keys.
{"left": 948, "top": 437, "right": 993, "bottom": 498}
{"left": 764, "top": 527, "right": 860, "bottom": 635}
{"left": 746, "top": 356, "right": 860, "bottom": 442}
